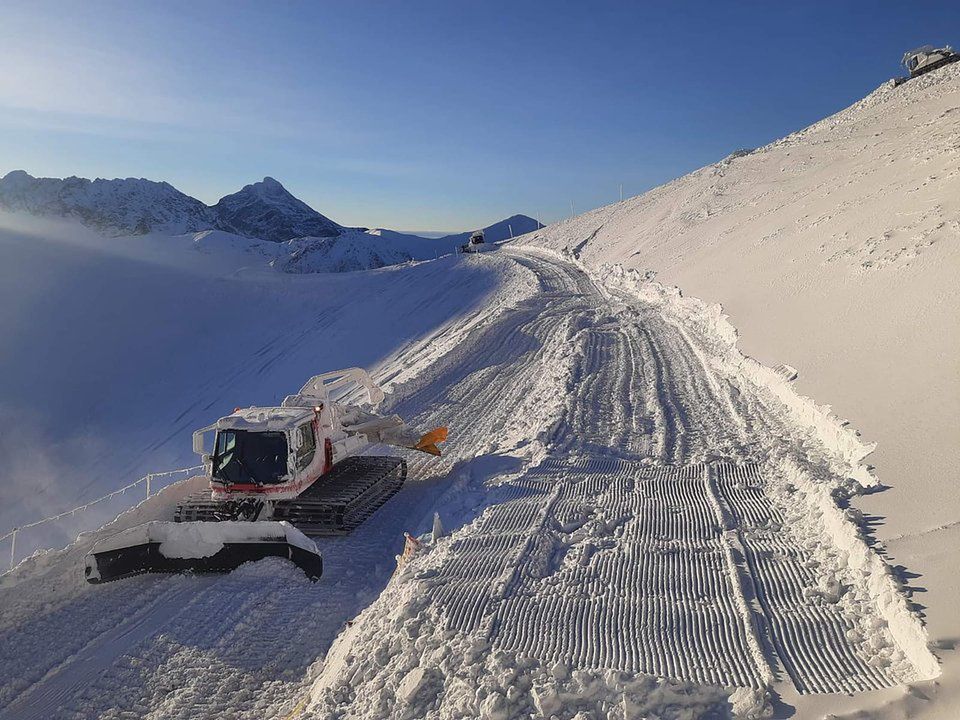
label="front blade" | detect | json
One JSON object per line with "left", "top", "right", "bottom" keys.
{"left": 84, "top": 521, "right": 322, "bottom": 583}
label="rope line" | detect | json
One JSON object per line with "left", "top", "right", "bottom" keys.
{"left": 0, "top": 465, "right": 203, "bottom": 542}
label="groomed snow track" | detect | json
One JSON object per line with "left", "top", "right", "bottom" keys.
{"left": 713, "top": 464, "right": 899, "bottom": 694}
{"left": 0, "top": 248, "right": 934, "bottom": 718}
{"left": 424, "top": 458, "right": 908, "bottom": 692}
{"left": 432, "top": 460, "right": 768, "bottom": 687}
{"left": 309, "top": 249, "right": 935, "bottom": 719}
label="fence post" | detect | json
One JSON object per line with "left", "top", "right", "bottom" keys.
{"left": 145, "top": 474, "right": 153, "bottom": 499}
{"left": 9, "top": 528, "right": 17, "bottom": 570}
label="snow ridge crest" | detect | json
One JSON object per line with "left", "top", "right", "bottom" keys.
{"left": 0, "top": 170, "right": 343, "bottom": 242}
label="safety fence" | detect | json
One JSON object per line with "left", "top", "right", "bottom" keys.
{"left": 1, "top": 465, "right": 202, "bottom": 571}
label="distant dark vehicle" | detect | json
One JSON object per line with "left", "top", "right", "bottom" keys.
{"left": 902, "top": 45, "right": 959, "bottom": 79}
{"left": 459, "top": 229, "right": 486, "bottom": 254}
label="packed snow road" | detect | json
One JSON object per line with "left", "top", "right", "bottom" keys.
{"left": 0, "top": 248, "right": 935, "bottom": 719}
{"left": 306, "top": 249, "right": 936, "bottom": 718}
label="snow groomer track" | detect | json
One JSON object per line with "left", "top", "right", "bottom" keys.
{"left": 430, "top": 458, "right": 911, "bottom": 692}
{"left": 312, "top": 248, "right": 937, "bottom": 718}
{"left": 0, "top": 248, "right": 937, "bottom": 718}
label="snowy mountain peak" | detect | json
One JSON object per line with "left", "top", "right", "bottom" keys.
{"left": 0, "top": 170, "right": 216, "bottom": 236}
{"left": 243, "top": 176, "right": 292, "bottom": 198}
{"left": 2, "top": 169, "right": 31, "bottom": 184}
{"left": 213, "top": 177, "right": 342, "bottom": 243}
{"left": 0, "top": 170, "right": 542, "bottom": 256}
{"left": 0, "top": 170, "right": 346, "bottom": 242}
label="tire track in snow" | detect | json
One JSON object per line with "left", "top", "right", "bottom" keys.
{"left": 635, "top": 326, "right": 688, "bottom": 462}
{"left": 420, "top": 458, "right": 924, "bottom": 695}
{"left": 388, "top": 254, "right": 587, "bottom": 463}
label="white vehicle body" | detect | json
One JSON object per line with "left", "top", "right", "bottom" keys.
{"left": 460, "top": 229, "right": 487, "bottom": 254}
{"left": 191, "top": 368, "right": 444, "bottom": 503}
{"left": 902, "top": 45, "right": 958, "bottom": 77}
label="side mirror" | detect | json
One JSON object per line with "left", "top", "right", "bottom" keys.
{"left": 193, "top": 426, "right": 216, "bottom": 456}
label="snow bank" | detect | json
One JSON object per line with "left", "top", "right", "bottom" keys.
{"left": 770, "top": 457, "right": 940, "bottom": 681}
{"left": 599, "top": 262, "right": 880, "bottom": 487}
{"left": 513, "top": 245, "right": 879, "bottom": 487}
{"left": 374, "top": 252, "right": 541, "bottom": 400}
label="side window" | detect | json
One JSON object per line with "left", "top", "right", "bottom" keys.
{"left": 216, "top": 431, "right": 236, "bottom": 455}
{"left": 213, "top": 431, "right": 236, "bottom": 475}
{"left": 295, "top": 423, "right": 316, "bottom": 471}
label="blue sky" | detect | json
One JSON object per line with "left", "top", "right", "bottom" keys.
{"left": 0, "top": 1, "right": 957, "bottom": 231}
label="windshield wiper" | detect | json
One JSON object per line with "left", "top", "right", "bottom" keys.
{"left": 234, "top": 452, "right": 259, "bottom": 485}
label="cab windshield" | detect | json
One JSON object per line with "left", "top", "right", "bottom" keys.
{"left": 212, "top": 429, "right": 289, "bottom": 486}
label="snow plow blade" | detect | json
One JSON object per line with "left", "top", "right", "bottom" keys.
{"left": 83, "top": 521, "right": 322, "bottom": 584}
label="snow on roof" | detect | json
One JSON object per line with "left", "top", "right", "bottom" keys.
{"left": 216, "top": 406, "right": 314, "bottom": 432}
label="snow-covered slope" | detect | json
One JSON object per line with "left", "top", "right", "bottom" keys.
{"left": 0, "top": 211, "right": 515, "bottom": 557}
{"left": 519, "top": 69, "right": 960, "bottom": 517}
{"left": 130, "top": 226, "right": 448, "bottom": 275}
{"left": 518, "top": 63, "right": 960, "bottom": 717}
{"left": 277, "top": 230, "right": 447, "bottom": 273}
{"left": 0, "top": 245, "right": 941, "bottom": 720}
{"left": 366, "top": 227, "right": 432, "bottom": 242}
{"left": 0, "top": 170, "right": 215, "bottom": 236}
{"left": 2, "top": 66, "right": 957, "bottom": 720}
{"left": 212, "top": 176, "right": 343, "bottom": 242}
